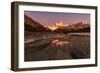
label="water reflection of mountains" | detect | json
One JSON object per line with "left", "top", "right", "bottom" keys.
{"left": 24, "top": 15, "right": 90, "bottom": 33}
{"left": 24, "top": 33, "right": 90, "bottom": 61}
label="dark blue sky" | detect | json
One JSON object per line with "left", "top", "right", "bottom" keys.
{"left": 24, "top": 11, "right": 90, "bottom": 26}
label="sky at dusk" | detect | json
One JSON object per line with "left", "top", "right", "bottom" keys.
{"left": 24, "top": 11, "right": 90, "bottom": 26}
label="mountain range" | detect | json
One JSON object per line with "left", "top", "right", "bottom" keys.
{"left": 53, "top": 22, "right": 90, "bottom": 33}
{"left": 24, "top": 15, "right": 90, "bottom": 33}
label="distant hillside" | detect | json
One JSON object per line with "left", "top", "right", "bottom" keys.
{"left": 24, "top": 15, "right": 51, "bottom": 32}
